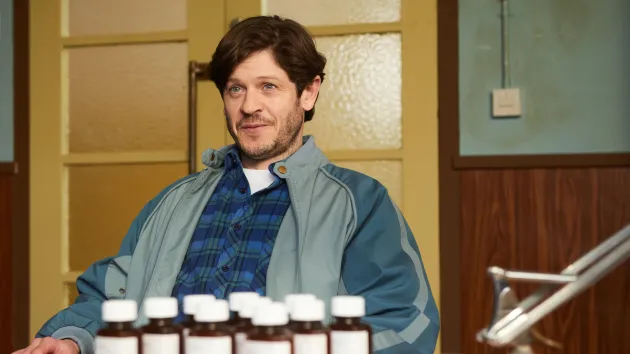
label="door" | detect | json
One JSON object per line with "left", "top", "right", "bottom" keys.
{"left": 29, "top": 0, "right": 227, "bottom": 338}
{"left": 30, "top": 0, "right": 440, "bottom": 350}
{"left": 223, "top": 1, "right": 440, "bottom": 350}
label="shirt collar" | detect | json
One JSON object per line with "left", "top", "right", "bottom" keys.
{"left": 223, "top": 148, "right": 243, "bottom": 172}
{"left": 201, "top": 135, "right": 329, "bottom": 179}
{"left": 224, "top": 148, "right": 284, "bottom": 179}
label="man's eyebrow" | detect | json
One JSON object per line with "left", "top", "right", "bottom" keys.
{"left": 257, "top": 75, "right": 281, "bottom": 81}
{"left": 226, "top": 75, "right": 282, "bottom": 84}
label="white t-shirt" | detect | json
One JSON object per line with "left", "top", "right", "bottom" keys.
{"left": 242, "top": 168, "right": 275, "bottom": 194}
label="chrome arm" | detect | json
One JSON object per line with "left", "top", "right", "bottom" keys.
{"left": 487, "top": 267, "right": 578, "bottom": 284}
{"left": 477, "top": 224, "right": 630, "bottom": 351}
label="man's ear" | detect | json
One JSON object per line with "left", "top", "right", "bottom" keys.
{"left": 300, "top": 75, "right": 322, "bottom": 111}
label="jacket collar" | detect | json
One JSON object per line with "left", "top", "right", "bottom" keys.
{"left": 201, "top": 135, "right": 329, "bottom": 179}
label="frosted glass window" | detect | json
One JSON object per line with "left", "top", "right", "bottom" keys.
{"left": 306, "top": 34, "right": 402, "bottom": 150}
{"left": 67, "top": 0, "right": 186, "bottom": 36}
{"left": 67, "top": 43, "right": 188, "bottom": 153}
{"left": 263, "top": 0, "right": 400, "bottom": 26}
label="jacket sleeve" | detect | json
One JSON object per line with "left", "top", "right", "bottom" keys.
{"left": 35, "top": 196, "right": 162, "bottom": 354}
{"left": 340, "top": 183, "right": 440, "bottom": 354}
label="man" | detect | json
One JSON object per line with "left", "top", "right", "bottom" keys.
{"left": 15, "top": 15, "right": 439, "bottom": 354}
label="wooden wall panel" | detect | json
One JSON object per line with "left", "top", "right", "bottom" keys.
{"left": 460, "top": 170, "right": 517, "bottom": 354}
{"left": 13, "top": 0, "right": 31, "bottom": 348}
{"left": 595, "top": 168, "right": 630, "bottom": 354}
{"left": 460, "top": 168, "right": 630, "bottom": 354}
{"left": 0, "top": 172, "right": 13, "bottom": 354}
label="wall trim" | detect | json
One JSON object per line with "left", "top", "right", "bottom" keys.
{"left": 0, "top": 163, "right": 17, "bottom": 175}
{"left": 454, "top": 153, "right": 630, "bottom": 170}
{"left": 13, "top": 0, "right": 30, "bottom": 349}
{"left": 437, "top": 0, "right": 461, "bottom": 352}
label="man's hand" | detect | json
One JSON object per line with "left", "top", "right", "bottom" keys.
{"left": 12, "top": 338, "right": 80, "bottom": 354}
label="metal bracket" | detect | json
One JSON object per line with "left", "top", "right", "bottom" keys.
{"left": 187, "top": 61, "right": 209, "bottom": 174}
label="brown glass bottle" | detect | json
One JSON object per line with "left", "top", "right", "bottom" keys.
{"left": 284, "top": 293, "right": 317, "bottom": 331}
{"left": 234, "top": 297, "right": 272, "bottom": 354}
{"left": 246, "top": 302, "right": 293, "bottom": 354}
{"left": 291, "top": 299, "right": 330, "bottom": 354}
{"left": 329, "top": 296, "right": 372, "bottom": 354}
{"left": 187, "top": 299, "right": 235, "bottom": 354}
{"left": 227, "top": 292, "right": 260, "bottom": 327}
{"left": 95, "top": 300, "right": 141, "bottom": 354}
{"left": 182, "top": 294, "right": 215, "bottom": 337}
{"left": 181, "top": 315, "right": 196, "bottom": 338}
{"left": 141, "top": 297, "right": 183, "bottom": 354}
{"left": 233, "top": 317, "right": 254, "bottom": 354}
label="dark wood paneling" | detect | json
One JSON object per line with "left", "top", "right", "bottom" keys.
{"left": 13, "top": 0, "right": 30, "bottom": 349}
{"left": 0, "top": 172, "right": 13, "bottom": 354}
{"left": 437, "top": 0, "right": 462, "bottom": 351}
{"left": 461, "top": 168, "right": 630, "bottom": 354}
{"left": 514, "top": 169, "right": 600, "bottom": 354}
{"left": 460, "top": 170, "right": 517, "bottom": 354}
{"left": 0, "top": 163, "right": 17, "bottom": 174}
{"left": 454, "top": 154, "right": 630, "bottom": 170}
{"left": 595, "top": 168, "right": 630, "bottom": 354}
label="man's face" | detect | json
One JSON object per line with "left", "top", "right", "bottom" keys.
{"left": 223, "top": 50, "right": 320, "bottom": 165}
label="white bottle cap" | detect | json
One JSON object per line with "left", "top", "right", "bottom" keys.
{"left": 102, "top": 300, "right": 138, "bottom": 322}
{"left": 144, "top": 297, "right": 178, "bottom": 319}
{"left": 284, "top": 293, "right": 317, "bottom": 315}
{"left": 252, "top": 302, "right": 289, "bottom": 326}
{"left": 228, "top": 292, "right": 260, "bottom": 312}
{"left": 195, "top": 299, "right": 230, "bottom": 323}
{"left": 239, "top": 296, "right": 272, "bottom": 319}
{"left": 183, "top": 294, "right": 216, "bottom": 315}
{"left": 291, "top": 299, "right": 325, "bottom": 322}
{"left": 332, "top": 296, "right": 365, "bottom": 318}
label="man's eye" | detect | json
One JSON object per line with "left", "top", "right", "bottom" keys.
{"left": 263, "top": 83, "right": 277, "bottom": 90}
{"left": 228, "top": 86, "right": 242, "bottom": 93}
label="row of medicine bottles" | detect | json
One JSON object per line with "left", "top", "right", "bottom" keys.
{"left": 95, "top": 292, "right": 372, "bottom": 354}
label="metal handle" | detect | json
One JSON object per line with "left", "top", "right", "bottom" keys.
{"left": 188, "top": 61, "right": 209, "bottom": 174}
{"left": 488, "top": 267, "right": 578, "bottom": 285}
{"left": 186, "top": 18, "right": 241, "bottom": 174}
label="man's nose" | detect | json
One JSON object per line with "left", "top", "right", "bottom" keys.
{"left": 241, "top": 91, "right": 263, "bottom": 115}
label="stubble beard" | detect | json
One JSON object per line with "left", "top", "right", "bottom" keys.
{"left": 228, "top": 103, "right": 304, "bottom": 162}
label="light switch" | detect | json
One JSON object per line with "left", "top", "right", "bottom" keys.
{"left": 492, "top": 88, "right": 522, "bottom": 117}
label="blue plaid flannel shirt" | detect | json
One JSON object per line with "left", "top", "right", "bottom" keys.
{"left": 171, "top": 149, "right": 291, "bottom": 321}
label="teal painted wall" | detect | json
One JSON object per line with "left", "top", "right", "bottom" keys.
{"left": 459, "top": 0, "right": 630, "bottom": 155}
{"left": 0, "top": 0, "right": 13, "bottom": 161}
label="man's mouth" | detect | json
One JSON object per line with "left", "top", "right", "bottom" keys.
{"left": 239, "top": 123, "right": 270, "bottom": 133}
{"left": 241, "top": 123, "right": 267, "bottom": 129}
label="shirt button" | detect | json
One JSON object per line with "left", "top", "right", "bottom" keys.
{"left": 234, "top": 224, "right": 241, "bottom": 230}
{"left": 239, "top": 187, "right": 247, "bottom": 194}
{"left": 221, "top": 265, "right": 229, "bottom": 272}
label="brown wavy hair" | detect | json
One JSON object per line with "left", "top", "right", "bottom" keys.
{"left": 208, "top": 15, "right": 326, "bottom": 122}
